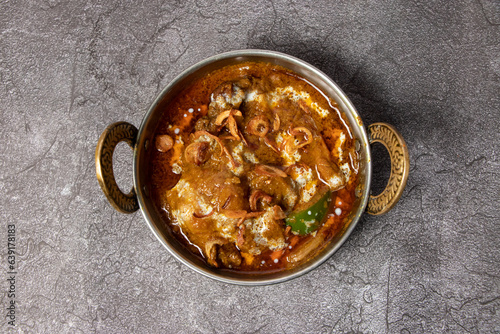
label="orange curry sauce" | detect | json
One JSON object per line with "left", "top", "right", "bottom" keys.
{"left": 148, "top": 62, "right": 359, "bottom": 273}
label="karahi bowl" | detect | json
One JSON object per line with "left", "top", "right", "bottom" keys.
{"left": 95, "top": 49, "right": 409, "bottom": 285}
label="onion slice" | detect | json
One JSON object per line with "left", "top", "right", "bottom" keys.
{"left": 272, "top": 113, "right": 280, "bottom": 132}
{"left": 249, "top": 190, "right": 272, "bottom": 211}
{"left": 291, "top": 127, "right": 313, "bottom": 149}
{"left": 254, "top": 164, "right": 288, "bottom": 178}
{"left": 193, "top": 210, "right": 214, "bottom": 218}
{"left": 263, "top": 136, "right": 280, "bottom": 153}
{"left": 222, "top": 210, "right": 248, "bottom": 219}
{"left": 221, "top": 195, "right": 232, "bottom": 209}
{"left": 273, "top": 205, "right": 286, "bottom": 220}
{"left": 184, "top": 142, "right": 210, "bottom": 165}
{"left": 238, "top": 130, "right": 249, "bottom": 146}
{"left": 214, "top": 109, "right": 242, "bottom": 126}
{"left": 298, "top": 100, "right": 311, "bottom": 114}
{"left": 237, "top": 224, "right": 246, "bottom": 246}
{"left": 246, "top": 115, "right": 270, "bottom": 137}
{"left": 245, "top": 211, "right": 265, "bottom": 218}
{"left": 227, "top": 115, "right": 240, "bottom": 140}
{"left": 193, "top": 130, "right": 239, "bottom": 167}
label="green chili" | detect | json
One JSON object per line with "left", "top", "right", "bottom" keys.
{"left": 285, "top": 191, "right": 332, "bottom": 235}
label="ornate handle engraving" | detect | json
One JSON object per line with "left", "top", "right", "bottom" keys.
{"left": 95, "top": 122, "right": 139, "bottom": 213}
{"left": 367, "top": 123, "right": 409, "bottom": 215}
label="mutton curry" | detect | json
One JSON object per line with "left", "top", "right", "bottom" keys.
{"left": 148, "top": 62, "right": 360, "bottom": 273}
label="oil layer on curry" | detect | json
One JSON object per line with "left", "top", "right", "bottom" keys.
{"left": 149, "top": 62, "right": 360, "bottom": 273}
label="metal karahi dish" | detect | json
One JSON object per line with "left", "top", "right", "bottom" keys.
{"left": 95, "top": 50, "right": 409, "bottom": 285}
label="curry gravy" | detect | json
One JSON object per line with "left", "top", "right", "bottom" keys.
{"left": 148, "top": 62, "right": 359, "bottom": 273}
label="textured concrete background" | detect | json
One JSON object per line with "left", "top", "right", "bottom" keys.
{"left": 1, "top": 0, "right": 499, "bottom": 333}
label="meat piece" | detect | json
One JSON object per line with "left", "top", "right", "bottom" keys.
{"left": 196, "top": 170, "right": 248, "bottom": 212}
{"left": 237, "top": 207, "right": 287, "bottom": 254}
{"left": 206, "top": 240, "right": 242, "bottom": 268}
{"left": 194, "top": 116, "right": 217, "bottom": 133}
{"left": 208, "top": 81, "right": 247, "bottom": 118}
{"left": 204, "top": 237, "right": 227, "bottom": 267}
{"left": 218, "top": 243, "right": 242, "bottom": 268}
{"left": 315, "top": 157, "right": 345, "bottom": 191}
{"left": 248, "top": 173, "right": 298, "bottom": 211}
{"left": 184, "top": 142, "right": 210, "bottom": 166}
{"left": 291, "top": 132, "right": 347, "bottom": 193}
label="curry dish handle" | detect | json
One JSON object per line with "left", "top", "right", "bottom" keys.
{"left": 366, "top": 122, "right": 410, "bottom": 215}
{"left": 95, "top": 122, "right": 140, "bottom": 213}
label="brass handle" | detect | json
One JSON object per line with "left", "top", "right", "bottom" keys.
{"left": 95, "top": 122, "right": 139, "bottom": 213}
{"left": 367, "top": 122, "right": 410, "bottom": 215}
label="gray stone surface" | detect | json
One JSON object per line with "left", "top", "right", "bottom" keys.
{"left": 1, "top": 0, "right": 499, "bottom": 333}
